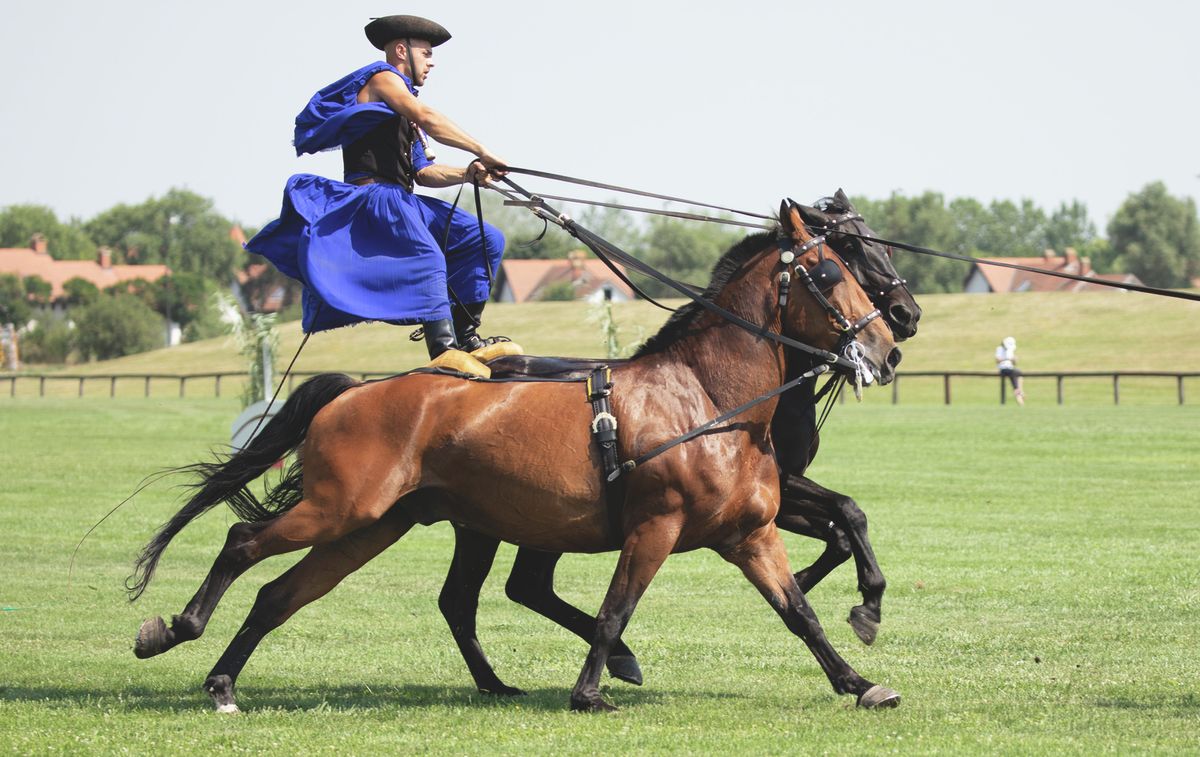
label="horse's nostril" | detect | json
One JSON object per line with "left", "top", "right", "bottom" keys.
{"left": 889, "top": 303, "right": 912, "bottom": 323}
{"left": 888, "top": 303, "right": 919, "bottom": 339}
{"left": 886, "top": 347, "right": 902, "bottom": 368}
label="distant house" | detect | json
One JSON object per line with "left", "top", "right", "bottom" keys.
{"left": 232, "top": 225, "right": 301, "bottom": 314}
{"left": 963, "top": 248, "right": 1142, "bottom": 293}
{"left": 0, "top": 233, "right": 176, "bottom": 342}
{"left": 234, "top": 262, "right": 291, "bottom": 313}
{"left": 495, "top": 251, "right": 635, "bottom": 303}
{"left": 0, "top": 234, "right": 172, "bottom": 310}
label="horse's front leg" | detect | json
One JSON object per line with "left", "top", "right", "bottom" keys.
{"left": 779, "top": 473, "right": 886, "bottom": 645}
{"left": 774, "top": 510, "right": 851, "bottom": 593}
{"left": 570, "top": 517, "right": 679, "bottom": 712}
{"left": 440, "top": 527, "right": 525, "bottom": 696}
{"left": 505, "top": 547, "right": 643, "bottom": 685}
{"left": 721, "top": 522, "right": 899, "bottom": 708}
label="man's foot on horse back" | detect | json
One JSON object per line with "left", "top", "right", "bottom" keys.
{"left": 428, "top": 349, "right": 492, "bottom": 378}
{"left": 472, "top": 340, "right": 523, "bottom": 362}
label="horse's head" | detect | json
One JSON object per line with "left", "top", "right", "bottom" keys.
{"left": 779, "top": 200, "right": 900, "bottom": 385}
{"left": 794, "top": 190, "right": 921, "bottom": 341}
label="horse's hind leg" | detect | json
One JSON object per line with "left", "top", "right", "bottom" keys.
{"left": 134, "top": 498, "right": 373, "bottom": 659}
{"left": 722, "top": 523, "right": 899, "bottom": 708}
{"left": 505, "top": 547, "right": 643, "bottom": 685}
{"left": 203, "top": 506, "right": 415, "bottom": 712}
{"left": 439, "top": 526, "right": 525, "bottom": 696}
{"left": 780, "top": 474, "right": 886, "bottom": 645}
{"left": 134, "top": 520, "right": 270, "bottom": 658}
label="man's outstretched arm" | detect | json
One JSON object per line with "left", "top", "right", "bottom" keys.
{"left": 365, "top": 71, "right": 506, "bottom": 173}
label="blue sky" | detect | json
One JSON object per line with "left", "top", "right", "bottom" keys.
{"left": 2, "top": 0, "right": 1196, "bottom": 229}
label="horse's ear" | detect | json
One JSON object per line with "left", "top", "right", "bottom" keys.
{"left": 779, "top": 199, "right": 793, "bottom": 232}
{"left": 780, "top": 199, "right": 806, "bottom": 240}
{"left": 794, "top": 201, "right": 831, "bottom": 230}
{"left": 834, "top": 188, "right": 853, "bottom": 209}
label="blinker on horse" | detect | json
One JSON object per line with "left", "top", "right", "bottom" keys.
{"left": 798, "top": 189, "right": 922, "bottom": 341}
{"left": 128, "top": 200, "right": 901, "bottom": 713}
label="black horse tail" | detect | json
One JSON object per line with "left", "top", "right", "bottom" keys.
{"left": 126, "top": 372, "right": 359, "bottom": 601}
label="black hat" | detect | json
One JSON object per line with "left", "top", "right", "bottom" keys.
{"left": 364, "top": 15, "right": 451, "bottom": 49}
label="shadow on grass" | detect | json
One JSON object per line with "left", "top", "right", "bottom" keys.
{"left": 0, "top": 681, "right": 681, "bottom": 714}
{"left": 1094, "top": 693, "right": 1200, "bottom": 715}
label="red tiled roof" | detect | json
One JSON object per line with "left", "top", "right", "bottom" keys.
{"left": 968, "top": 253, "right": 1143, "bottom": 293}
{"left": 0, "top": 247, "right": 170, "bottom": 299}
{"left": 498, "top": 256, "right": 634, "bottom": 302}
{"left": 236, "top": 262, "right": 293, "bottom": 312}
{"left": 236, "top": 262, "right": 270, "bottom": 286}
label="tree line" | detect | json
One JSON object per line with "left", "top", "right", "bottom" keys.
{"left": 0, "top": 266, "right": 226, "bottom": 363}
{"left": 481, "top": 181, "right": 1200, "bottom": 294}
{"left": 851, "top": 183, "right": 1199, "bottom": 292}
{"left": 0, "top": 189, "right": 250, "bottom": 364}
{"left": 0, "top": 189, "right": 248, "bottom": 276}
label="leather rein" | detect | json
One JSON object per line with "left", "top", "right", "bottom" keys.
{"left": 494, "top": 176, "right": 879, "bottom": 373}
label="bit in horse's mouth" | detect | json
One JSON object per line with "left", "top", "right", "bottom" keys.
{"left": 840, "top": 342, "right": 877, "bottom": 387}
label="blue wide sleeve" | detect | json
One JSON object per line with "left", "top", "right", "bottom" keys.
{"left": 293, "top": 62, "right": 402, "bottom": 155}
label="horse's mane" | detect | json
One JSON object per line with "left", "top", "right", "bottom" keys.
{"left": 633, "top": 228, "right": 778, "bottom": 357}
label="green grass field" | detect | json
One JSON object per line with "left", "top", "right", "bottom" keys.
{"left": 1, "top": 397, "right": 1197, "bottom": 753}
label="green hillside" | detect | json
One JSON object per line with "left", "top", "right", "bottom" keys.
{"left": 46, "top": 291, "right": 1200, "bottom": 376}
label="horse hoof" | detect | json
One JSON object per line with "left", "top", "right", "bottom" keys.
{"left": 607, "top": 655, "right": 644, "bottom": 686}
{"left": 848, "top": 607, "right": 880, "bottom": 646}
{"left": 205, "top": 675, "right": 239, "bottom": 713}
{"left": 858, "top": 684, "right": 901, "bottom": 709}
{"left": 480, "top": 683, "right": 527, "bottom": 697}
{"left": 570, "top": 692, "right": 619, "bottom": 713}
{"left": 133, "top": 616, "right": 170, "bottom": 659}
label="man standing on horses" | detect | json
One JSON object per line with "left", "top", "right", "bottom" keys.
{"left": 247, "top": 15, "right": 520, "bottom": 378}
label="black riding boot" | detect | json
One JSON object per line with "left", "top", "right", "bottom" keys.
{"left": 421, "top": 318, "right": 490, "bottom": 377}
{"left": 452, "top": 302, "right": 489, "bottom": 353}
{"left": 423, "top": 318, "right": 458, "bottom": 359}
{"left": 452, "top": 301, "right": 523, "bottom": 359}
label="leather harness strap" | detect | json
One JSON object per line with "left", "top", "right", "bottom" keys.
{"left": 608, "top": 364, "right": 832, "bottom": 482}
{"left": 585, "top": 366, "right": 625, "bottom": 545}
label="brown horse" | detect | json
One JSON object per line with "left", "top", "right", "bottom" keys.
{"left": 423, "top": 190, "right": 919, "bottom": 696}
{"left": 129, "top": 202, "right": 901, "bottom": 712}
{"left": 470, "top": 191, "right": 920, "bottom": 689}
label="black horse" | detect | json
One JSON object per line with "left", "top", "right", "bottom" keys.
{"left": 430, "top": 191, "right": 922, "bottom": 694}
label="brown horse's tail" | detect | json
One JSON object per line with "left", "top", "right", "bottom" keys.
{"left": 126, "top": 372, "right": 359, "bottom": 600}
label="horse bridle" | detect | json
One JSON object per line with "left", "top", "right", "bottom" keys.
{"left": 605, "top": 237, "right": 882, "bottom": 482}
{"left": 777, "top": 234, "right": 882, "bottom": 341}
{"left": 819, "top": 210, "right": 909, "bottom": 301}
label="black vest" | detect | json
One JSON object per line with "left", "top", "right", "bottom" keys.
{"left": 343, "top": 115, "right": 417, "bottom": 190}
